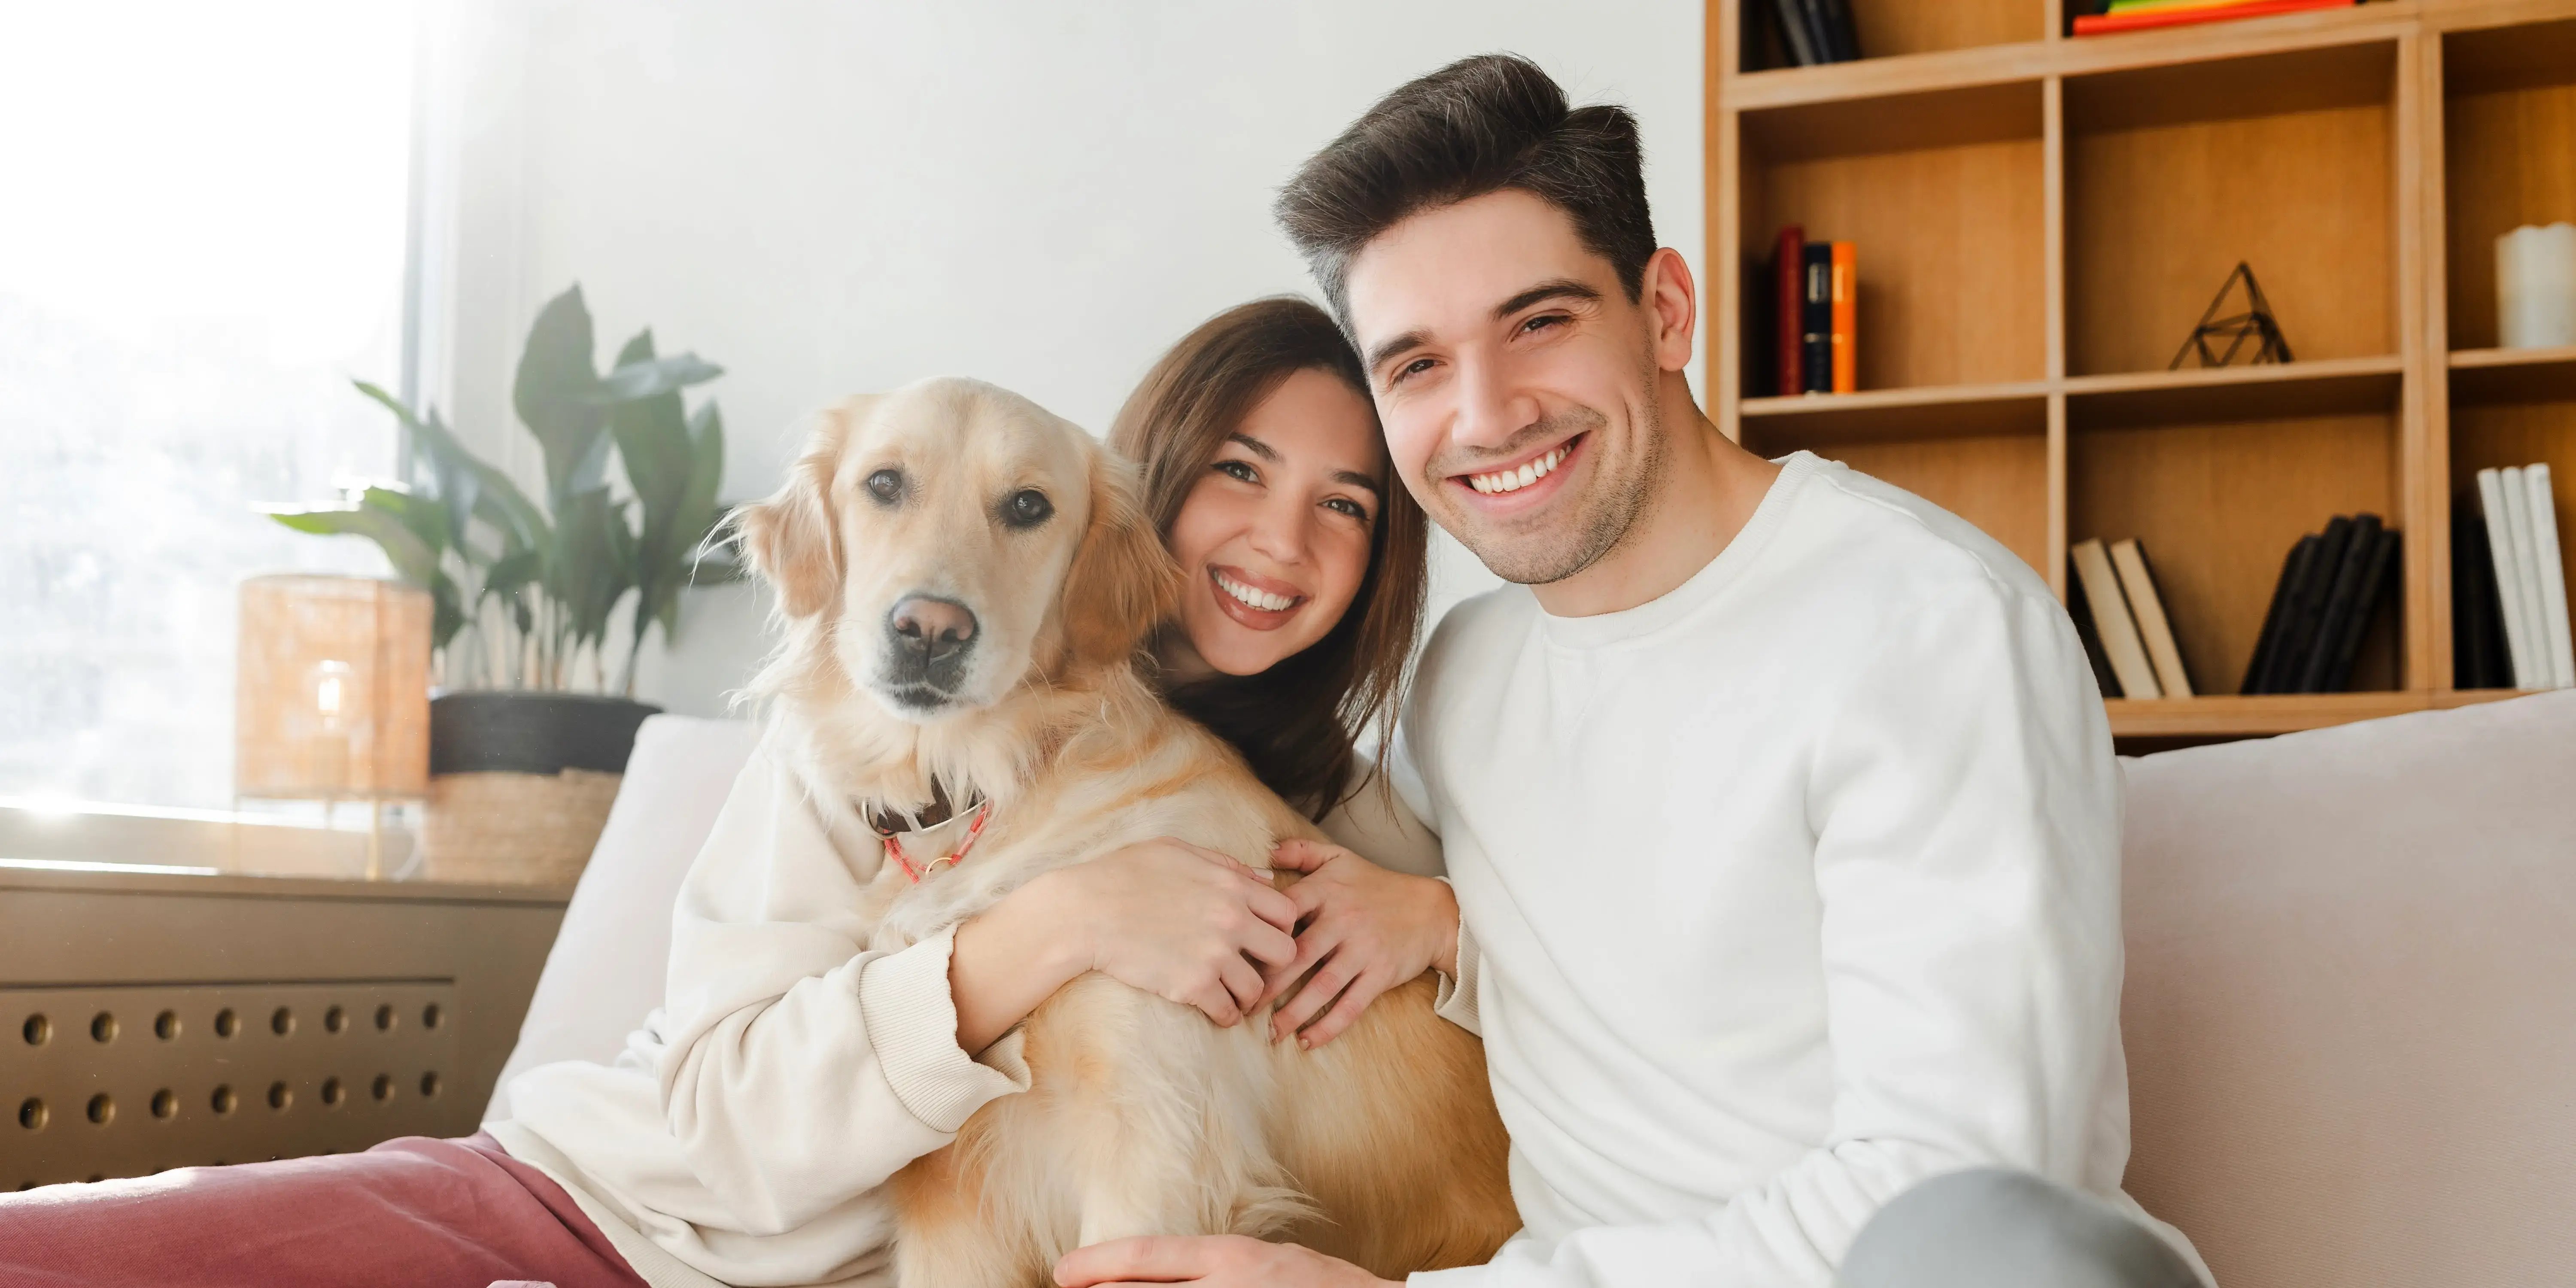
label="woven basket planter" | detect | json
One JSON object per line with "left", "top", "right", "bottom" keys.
{"left": 422, "top": 693, "right": 658, "bottom": 886}
{"left": 421, "top": 769, "right": 624, "bottom": 886}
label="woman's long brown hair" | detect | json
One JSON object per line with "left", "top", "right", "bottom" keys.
{"left": 1109, "top": 297, "right": 1428, "bottom": 820}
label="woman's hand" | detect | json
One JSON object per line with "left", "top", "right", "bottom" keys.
{"left": 951, "top": 838, "right": 1299, "bottom": 1052}
{"left": 1064, "top": 838, "right": 1302, "bottom": 1025}
{"left": 1259, "top": 838, "right": 1459, "bottom": 1048}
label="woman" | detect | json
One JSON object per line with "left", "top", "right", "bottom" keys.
{"left": 0, "top": 298, "right": 1466, "bottom": 1287}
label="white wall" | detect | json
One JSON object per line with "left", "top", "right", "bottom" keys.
{"left": 425, "top": 0, "right": 1704, "bottom": 715}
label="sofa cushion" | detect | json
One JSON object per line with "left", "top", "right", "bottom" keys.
{"left": 2118, "top": 691, "right": 2576, "bottom": 1288}
{"left": 481, "top": 714, "right": 759, "bottom": 1121}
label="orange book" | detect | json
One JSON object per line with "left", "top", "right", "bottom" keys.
{"left": 1829, "top": 241, "right": 1856, "bottom": 394}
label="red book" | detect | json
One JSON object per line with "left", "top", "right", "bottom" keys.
{"left": 1829, "top": 241, "right": 1856, "bottom": 394}
{"left": 1774, "top": 225, "right": 1804, "bottom": 398}
{"left": 2073, "top": 0, "right": 2351, "bottom": 36}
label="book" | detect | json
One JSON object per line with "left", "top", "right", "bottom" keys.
{"left": 2297, "top": 513, "right": 2383, "bottom": 693}
{"left": 2527, "top": 463, "right": 2574, "bottom": 688}
{"left": 1800, "top": 242, "right": 1833, "bottom": 395}
{"left": 2108, "top": 538, "right": 2193, "bottom": 698}
{"left": 2067, "top": 562, "right": 2124, "bottom": 698}
{"left": 1769, "top": 0, "right": 1820, "bottom": 67}
{"left": 2454, "top": 508, "right": 2508, "bottom": 690}
{"left": 2241, "top": 534, "right": 2315, "bottom": 694}
{"left": 1829, "top": 241, "right": 1856, "bottom": 394}
{"left": 2074, "top": 0, "right": 2351, "bottom": 35}
{"left": 1814, "top": 0, "right": 1861, "bottom": 62}
{"left": 2072, "top": 538, "right": 2162, "bottom": 700}
{"left": 1796, "top": 0, "right": 1836, "bottom": 66}
{"left": 2310, "top": 521, "right": 2397, "bottom": 693}
{"left": 1774, "top": 226, "right": 1804, "bottom": 397}
{"left": 2488, "top": 466, "right": 2541, "bottom": 687}
{"left": 2260, "top": 515, "right": 2353, "bottom": 695}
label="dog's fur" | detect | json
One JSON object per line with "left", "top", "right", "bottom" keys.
{"left": 734, "top": 378, "right": 1516, "bottom": 1286}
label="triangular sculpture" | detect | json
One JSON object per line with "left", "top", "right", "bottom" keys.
{"left": 2170, "top": 261, "right": 2294, "bottom": 370}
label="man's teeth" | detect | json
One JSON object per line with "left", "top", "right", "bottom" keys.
{"left": 1216, "top": 571, "right": 1296, "bottom": 613}
{"left": 1466, "top": 445, "right": 1569, "bottom": 495}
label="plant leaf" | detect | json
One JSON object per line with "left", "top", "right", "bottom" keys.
{"left": 512, "top": 284, "right": 608, "bottom": 511}
{"left": 595, "top": 352, "right": 724, "bottom": 402}
{"left": 266, "top": 502, "right": 445, "bottom": 589}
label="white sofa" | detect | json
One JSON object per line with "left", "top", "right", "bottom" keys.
{"left": 488, "top": 692, "right": 2576, "bottom": 1288}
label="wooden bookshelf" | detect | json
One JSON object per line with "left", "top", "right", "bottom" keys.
{"left": 1708, "top": 0, "right": 2576, "bottom": 742}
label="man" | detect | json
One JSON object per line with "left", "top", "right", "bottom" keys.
{"left": 1057, "top": 55, "right": 2211, "bottom": 1288}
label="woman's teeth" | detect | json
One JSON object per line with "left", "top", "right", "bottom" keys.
{"left": 1216, "top": 571, "right": 1297, "bottom": 613}
{"left": 1466, "top": 444, "right": 1569, "bottom": 495}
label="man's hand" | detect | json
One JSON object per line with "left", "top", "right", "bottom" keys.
{"left": 1259, "top": 838, "right": 1460, "bottom": 1048}
{"left": 1053, "top": 1234, "right": 1397, "bottom": 1288}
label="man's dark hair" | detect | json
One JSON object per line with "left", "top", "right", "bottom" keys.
{"left": 1275, "top": 53, "right": 1657, "bottom": 330}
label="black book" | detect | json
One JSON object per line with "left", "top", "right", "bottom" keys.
{"left": 2241, "top": 535, "right": 2316, "bottom": 694}
{"left": 1814, "top": 0, "right": 1862, "bottom": 61}
{"left": 1800, "top": 242, "right": 1834, "bottom": 394}
{"left": 1770, "top": 0, "right": 1820, "bottom": 65}
{"left": 1793, "top": 0, "right": 1839, "bottom": 65}
{"left": 2067, "top": 558, "right": 2123, "bottom": 698}
{"left": 2314, "top": 526, "right": 2399, "bottom": 693}
{"left": 2297, "top": 513, "right": 2384, "bottom": 692}
{"left": 2261, "top": 516, "right": 2354, "bottom": 694}
{"left": 2453, "top": 508, "right": 2509, "bottom": 689}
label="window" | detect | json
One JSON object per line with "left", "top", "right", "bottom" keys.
{"left": 0, "top": 3, "right": 419, "bottom": 810}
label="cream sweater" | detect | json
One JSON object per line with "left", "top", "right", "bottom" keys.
{"left": 1394, "top": 452, "right": 2207, "bottom": 1288}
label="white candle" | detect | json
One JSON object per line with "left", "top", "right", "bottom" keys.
{"left": 2498, "top": 223, "right": 2576, "bottom": 349}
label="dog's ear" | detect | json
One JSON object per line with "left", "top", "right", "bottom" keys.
{"left": 1060, "top": 443, "right": 1180, "bottom": 670}
{"left": 735, "top": 401, "right": 864, "bottom": 620}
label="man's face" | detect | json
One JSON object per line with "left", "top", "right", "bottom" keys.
{"left": 1343, "top": 189, "right": 1665, "bottom": 586}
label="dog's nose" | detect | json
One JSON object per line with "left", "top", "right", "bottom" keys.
{"left": 889, "top": 596, "right": 977, "bottom": 658}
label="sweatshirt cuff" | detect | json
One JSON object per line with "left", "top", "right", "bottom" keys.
{"left": 1431, "top": 880, "right": 1482, "bottom": 1037}
{"left": 854, "top": 926, "right": 1033, "bottom": 1133}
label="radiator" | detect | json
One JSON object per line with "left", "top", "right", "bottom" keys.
{"left": 2, "top": 863, "right": 566, "bottom": 1191}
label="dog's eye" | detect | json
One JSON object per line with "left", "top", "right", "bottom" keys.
{"left": 1002, "top": 489, "right": 1054, "bottom": 529}
{"left": 866, "top": 469, "right": 904, "bottom": 504}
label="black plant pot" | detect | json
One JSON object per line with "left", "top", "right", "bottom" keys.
{"left": 428, "top": 691, "right": 662, "bottom": 777}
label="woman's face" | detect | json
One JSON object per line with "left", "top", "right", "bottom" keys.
{"left": 1163, "top": 367, "right": 1385, "bottom": 678}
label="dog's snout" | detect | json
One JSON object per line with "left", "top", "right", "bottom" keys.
{"left": 890, "top": 596, "right": 978, "bottom": 653}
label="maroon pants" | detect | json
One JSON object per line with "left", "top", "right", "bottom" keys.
{"left": 0, "top": 1133, "right": 646, "bottom": 1288}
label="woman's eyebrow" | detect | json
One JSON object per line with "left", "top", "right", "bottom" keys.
{"left": 1330, "top": 469, "right": 1382, "bottom": 496}
{"left": 1224, "top": 431, "right": 1279, "bottom": 462}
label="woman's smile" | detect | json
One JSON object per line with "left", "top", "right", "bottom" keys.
{"left": 1208, "top": 564, "right": 1308, "bottom": 630}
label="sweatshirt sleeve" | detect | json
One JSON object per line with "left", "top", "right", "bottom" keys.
{"left": 1321, "top": 742, "right": 1483, "bottom": 1036}
{"left": 1414, "top": 574, "right": 2126, "bottom": 1287}
{"left": 653, "top": 735, "right": 1031, "bottom": 1236}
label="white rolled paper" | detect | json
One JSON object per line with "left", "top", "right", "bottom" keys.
{"left": 2497, "top": 222, "right": 2576, "bottom": 349}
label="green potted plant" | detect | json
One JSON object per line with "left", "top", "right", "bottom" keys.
{"left": 267, "top": 284, "right": 738, "bottom": 882}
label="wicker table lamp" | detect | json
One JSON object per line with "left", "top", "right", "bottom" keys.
{"left": 235, "top": 574, "right": 432, "bottom": 877}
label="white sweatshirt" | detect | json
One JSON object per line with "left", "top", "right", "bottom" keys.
{"left": 1394, "top": 452, "right": 2209, "bottom": 1288}
{"left": 488, "top": 732, "right": 1036, "bottom": 1288}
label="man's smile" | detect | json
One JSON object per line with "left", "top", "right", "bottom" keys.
{"left": 1448, "top": 431, "right": 1587, "bottom": 512}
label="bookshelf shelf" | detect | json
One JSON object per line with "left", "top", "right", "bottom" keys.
{"left": 2104, "top": 692, "right": 2430, "bottom": 737}
{"left": 2448, "top": 346, "right": 2576, "bottom": 405}
{"left": 1712, "top": 0, "right": 2576, "bottom": 742}
{"left": 1741, "top": 381, "right": 2049, "bottom": 446}
{"left": 2064, "top": 355, "right": 2404, "bottom": 428}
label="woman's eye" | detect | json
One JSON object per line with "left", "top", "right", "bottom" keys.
{"left": 866, "top": 468, "right": 904, "bottom": 503}
{"left": 1002, "top": 488, "right": 1054, "bottom": 529}
{"left": 1213, "top": 459, "right": 1258, "bottom": 483}
{"left": 1324, "top": 497, "right": 1370, "bottom": 522}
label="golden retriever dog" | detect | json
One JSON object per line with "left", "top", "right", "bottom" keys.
{"left": 733, "top": 377, "right": 1516, "bottom": 1286}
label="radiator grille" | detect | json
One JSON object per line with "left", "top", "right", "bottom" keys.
{"left": 5, "top": 981, "right": 459, "bottom": 1190}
